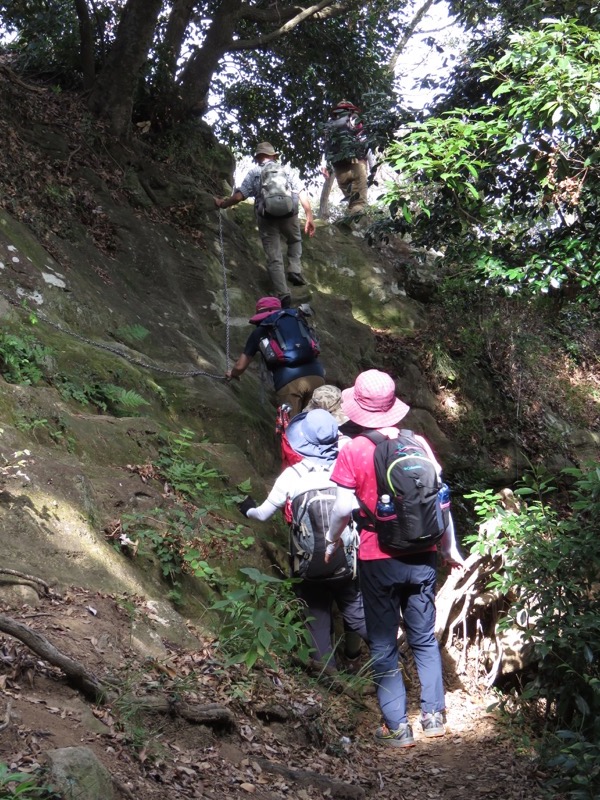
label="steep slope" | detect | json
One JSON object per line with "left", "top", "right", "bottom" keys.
{"left": 0, "top": 67, "right": 595, "bottom": 800}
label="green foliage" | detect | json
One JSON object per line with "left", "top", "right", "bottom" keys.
{"left": 56, "top": 377, "right": 149, "bottom": 416}
{"left": 114, "top": 324, "right": 151, "bottom": 343}
{"left": 211, "top": 567, "right": 313, "bottom": 670}
{"left": 15, "top": 414, "right": 76, "bottom": 451}
{"left": 120, "top": 501, "right": 255, "bottom": 589}
{"left": 465, "top": 464, "right": 600, "bottom": 795}
{"left": 154, "top": 428, "right": 221, "bottom": 502}
{"left": 0, "top": 0, "right": 116, "bottom": 87}
{"left": 384, "top": 19, "right": 600, "bottom": 301}
{"left": 0, "top": 332, "right": 50, "bottom": 385}
{"left": 0, "top": 762, "right": 57, "bottom": 798}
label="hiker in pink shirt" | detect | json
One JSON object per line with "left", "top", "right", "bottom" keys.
{"left": 324, "top": 369, "right": 463, "bottom": 748}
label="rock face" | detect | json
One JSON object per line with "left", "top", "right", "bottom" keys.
{"left": 44, "top": 746, "right": 114, "bottom": 800}
{"left": 0, "top": 77, "right": 598, "bottom": 620}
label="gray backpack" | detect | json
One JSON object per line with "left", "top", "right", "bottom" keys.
{"left": 257, "top": 162, "right": 295, "bottom": 218}
{"left": 289, "top": 461, "right": 358, "bottom": 583}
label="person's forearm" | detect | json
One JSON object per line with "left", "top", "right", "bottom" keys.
{"left": 228, "top": 353, "right": 252, "bottom": 379}
{"left": 440, "top": 513, "right": 464, "bottom": 564}
{"left": 299, "top": 192, "right": 314, "bottom": 221}
{"left": 326, "top": 508, "right": 351, "bottom": 542}
{"left": 326, "top": 487, "right": 355, "bottom": 542}
{"left": 246, "top": 499, "right": 279, "bottom": 521}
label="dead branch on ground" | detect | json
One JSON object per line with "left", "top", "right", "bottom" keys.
{"left": 0, "top": 568, "right": 57, "bottom": 597}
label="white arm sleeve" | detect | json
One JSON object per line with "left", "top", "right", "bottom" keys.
{"left": 246, "top": 500, "right": 280, "bottom": 522}
{"left": 439, "top": 512, "right": 464, "bottom": 564}
{"left": 325, "top": 486, "right": 356, "bottom": 543}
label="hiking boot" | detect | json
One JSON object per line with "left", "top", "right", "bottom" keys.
{"left": 421, "top": 711, "right": 445, "bottom": 738}
{"left": 287, "top": 272, "right": 307, "bottom": 286}
{"left": 280, "top": 293, "right": 291, "bottom": 308}
{"left": 374, "top": 723, "right": 415, "bottom": 749}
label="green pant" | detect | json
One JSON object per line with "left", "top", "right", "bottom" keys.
{"left": 256, "top": 213, "right": 303, "bottom": 297}
{"left": 333, "top": 159, "right": 368, "bottom": 213}
{"left": 276, "top": 374, "right": 325, "bottom": 418}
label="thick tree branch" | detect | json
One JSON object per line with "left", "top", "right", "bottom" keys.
{"left": 230, "top": 0, "right": 350, "bottom": 50}
{"left": 388, "top": 0, "right": 437, "bottom": 74}
{"left": 236, "top": 0, "right": 349, "bottom": 24}
{"left": 73, "top": 0, "right": 96, "bottom": 90}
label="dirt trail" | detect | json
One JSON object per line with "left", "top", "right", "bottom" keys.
{"left": 0, "top": 587, "right": 548, "bottom": 799}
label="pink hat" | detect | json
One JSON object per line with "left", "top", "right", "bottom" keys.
{"left": 249, "top": 296, "right": 282, "bottom": 324}
{"left": 341, "top": 370, "right": 409, "bottom": 428}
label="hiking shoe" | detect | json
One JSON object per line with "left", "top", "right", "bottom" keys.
{"left": 287, "top": 272, "right": 307, "bottom": 286}
{"left": 280, "top": 293, "right": 291, "bottom": 308}
{"left": 374, "top": 723, "right": 415, "bottom": 749}
{"left": 421, "top": 711, "right": 445, "bottom": 738}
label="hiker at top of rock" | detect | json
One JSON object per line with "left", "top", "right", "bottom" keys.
{"left": 321, "top": 100, "right": 375, "bottom": 215}
{"left": 225, "top": 296, "right": 324, "bottom": 419}
{"left": 214, "top": 142, "right": 315, "bottom": 307}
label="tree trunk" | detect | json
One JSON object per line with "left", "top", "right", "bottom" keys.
{"left": 319, "top": 173, "right": 335, "bottom": 219}
{"left": 177, "top": 0, "right": 242, "bottom": 118}
{"left": 73, "top": 0, "right": 96, "bottom": 91}
{"left": 162, "top": 0, "right": 197, "bottom": 79}
{"left": 87, "top": 0, "right": 163, "bottom": 138}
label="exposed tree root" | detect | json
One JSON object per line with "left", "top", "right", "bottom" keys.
{"left": 0, "top": 612, "right": 106, "bottom": 702}
{"left": 0, "top": 568, "right": 57, "bottom": 597}
{"left": 0, "top": 64, "right": 47, "bottom": 93}
{"left": 256, "top": 757, "right": 365, "bottom": 799}
{"left": 131, "top": 695, "right": 235, "bottom": 729}
{"left": 0, "top": 612, "right": 235, "bottom": 728}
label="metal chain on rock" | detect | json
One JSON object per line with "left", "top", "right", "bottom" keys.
{"left": 0, "top": 275, "right": 229, "bottom": 381}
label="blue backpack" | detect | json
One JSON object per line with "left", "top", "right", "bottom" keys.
{"left": 258, "top": 309, "right": 320, "bottom": 368}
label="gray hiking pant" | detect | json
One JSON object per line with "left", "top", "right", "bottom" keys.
{"left": 256, "top": 213, "right": 303, "bottom": 297}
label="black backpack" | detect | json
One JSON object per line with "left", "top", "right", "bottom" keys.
{"left": 324, "top": 112, "right": 367, "bottom": 163}
{"left": 289, "top": 462, "right": 358, "bottom": 582}
{"left": 358, "top": 430, "right": 449, "bottom": 552}
{"left": 258, "top": 309, "right": 320, "bottom": 368}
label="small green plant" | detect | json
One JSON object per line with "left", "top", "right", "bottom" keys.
{"left": 56, "top": 377, "right": 149, "bottom": 415}
{"left": 212, "top": 567, "right": 313, "bottom": 669}
{"left": 114, "top": 324, "right": 150, "bottom": 343}
{"left": 0, "top": 762, "right": 57, "bottom": 798}
{"left": 0, "top": 332, "right": 50, "bottom": 385}
{"left": 118, "top": 505, "right": 256, "bottom": 591}
{"left": 154, "top": 429, "right": 221, "bottom": 501}
{"left": 111, "top": 673, "right": 166, "bottom": 755}
{"left": 15, "top": 414, "right": 76, "bottom": 451}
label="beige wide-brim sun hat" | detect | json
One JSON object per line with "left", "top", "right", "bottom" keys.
{"left": 254, "top": 142, "right": 278, "bottom": 158}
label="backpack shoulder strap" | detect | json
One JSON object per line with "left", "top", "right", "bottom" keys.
{"left": 354, "top": 432, "right": 388, "bottom": 528}
{"left": 358, "top": 431, "right": 387, "bottom": 445}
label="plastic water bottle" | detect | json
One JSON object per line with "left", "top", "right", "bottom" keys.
{"left": 438, "top": 483, "right": 451, "bottom": 510}
{"left": 376, "top": 493, "right": 396, "bottom": 519}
